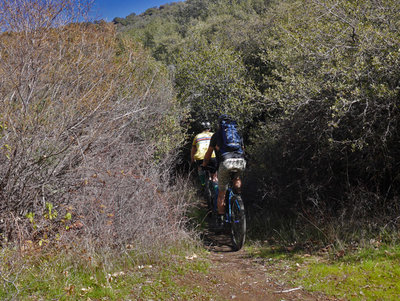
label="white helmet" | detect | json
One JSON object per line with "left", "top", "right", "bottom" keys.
{"left": 200, "top": 121, "right": 211, "bottom": 130}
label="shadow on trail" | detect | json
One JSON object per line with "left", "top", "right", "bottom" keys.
{"left": 200, "top": 212, "right": 236, "bottom": 253}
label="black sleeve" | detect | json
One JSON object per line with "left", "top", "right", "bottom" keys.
{"left": 209, "top": 132, "right": 217, "bottom": 148}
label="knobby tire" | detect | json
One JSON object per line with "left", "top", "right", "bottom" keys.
{"left": 230, "top": 194, "right": 246, "bottom": 251}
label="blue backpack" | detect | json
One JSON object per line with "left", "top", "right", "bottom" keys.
{"left": 219, "top": 118, "right": 244, "bottom": 157}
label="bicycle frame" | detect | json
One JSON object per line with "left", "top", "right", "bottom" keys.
{"left": 225, "top": 185, "right": 241, "bottom": 223}
{"left": 224, "top": 172, "right": 246, "bottom": 251}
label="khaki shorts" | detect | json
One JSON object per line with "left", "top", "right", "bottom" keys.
{"left": 218, "top": 158, "right": 246, "bottom": 191}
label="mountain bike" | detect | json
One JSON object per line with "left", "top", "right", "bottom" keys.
{"left": 223, "top": 172, "right": 246, "bottom": 251}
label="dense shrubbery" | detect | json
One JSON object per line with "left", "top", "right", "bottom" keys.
{"left": 116, "top": 0, "right": 400, "bottom": 243}
{"left": 256, "top": 0, "right": 400, "bottom": 218}
{"left": 0, "top": 0, "right": 189, "bottom": 253}
{"left": 175, "top": 37, "right": 259, "bottom": 126}
{"left": 1, "top": 0, "right": 399, "bottom": 250}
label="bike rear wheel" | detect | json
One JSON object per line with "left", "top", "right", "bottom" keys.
{"left": 230, "top": 194, "right": 246, "bottom": 251}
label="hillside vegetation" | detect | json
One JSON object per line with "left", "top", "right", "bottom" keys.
{"left": 115, "top": 0, "right": 400, "bottom": 247}
{"left": 1, "top": 0, "right": 400, "bottom": 299}
{"left": 1, "top": 0, "right": 399, "bottom": 269}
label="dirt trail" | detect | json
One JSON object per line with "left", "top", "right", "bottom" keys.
{"left": 198, "top": 214, "right": 336, "bottom": 301}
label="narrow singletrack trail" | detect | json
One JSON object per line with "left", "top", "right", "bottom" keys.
{"left": 198, "top": 208, "right": 337, "bottom": 301}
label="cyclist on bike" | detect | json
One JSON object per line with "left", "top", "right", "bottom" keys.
{"left": 202, "top": 115, "right": 246, "bottom": 227}
{"left": 191, "top": 121, "right": 217, "bottom": 186}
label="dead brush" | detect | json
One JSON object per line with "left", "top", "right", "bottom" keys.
{"left": 0, "top": 0, "right": 190, "bottom": 261}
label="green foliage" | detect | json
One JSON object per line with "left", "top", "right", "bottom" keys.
{"left": 119, "top": 0, "right": 400, "bottom": 245}
{"left": 175, "top": 38, "right": 258, "bottom": 125}
{"left": 24, "top": 202, "right": 74, "bottom": 247}
{"left": 244, "top": 0, "right": 400, "bottom": 225}
{"left": 115, "top": 0, "right": 273, "bottom": 65}
{"left": 44, "top": 202, "right": 57, "bottom": 220}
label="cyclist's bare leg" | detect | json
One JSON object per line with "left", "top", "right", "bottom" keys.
{"left": 217, "top": 189, "right": 226, "bottom": 215}
{"left": 233, "top": 174, "right": 242, "bottom": 194}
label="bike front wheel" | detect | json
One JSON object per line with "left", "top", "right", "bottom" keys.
{"left": 230, "top": 194, "right": 246, "bottom": 251}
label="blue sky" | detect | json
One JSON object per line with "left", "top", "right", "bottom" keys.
{"left": 92, "top": 0, "right": 185, "bottom": 21}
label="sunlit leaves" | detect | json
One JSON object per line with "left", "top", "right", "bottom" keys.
{"left": 175, "top": 38, "right": 258, "bottom": 126}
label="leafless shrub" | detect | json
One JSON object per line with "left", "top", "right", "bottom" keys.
{"left": 66, "top": 81, "right": 192, "bottom": 253}
{"left": 0, "top": 0, "right": 189, "bottom": 255}
{"left": 71, "top": 160, "right": 193, "bottom": 254}
{"left": 0, "top": 0, "right": 92, "bottom": 32}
